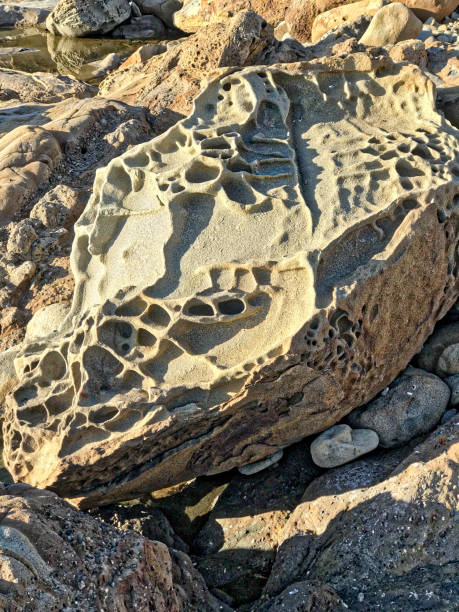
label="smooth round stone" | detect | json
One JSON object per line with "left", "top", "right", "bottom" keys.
{"left": 348, "top": 367, "right": 450, "bottom": 447}
{"left": 238, "top": 450, "right": 284, "bottom": 475}
{"left": 310, "top": 424, "right": 379, "bottom": 468}
{"left": 445, "top": 374, "right": 459, "bottom": 406}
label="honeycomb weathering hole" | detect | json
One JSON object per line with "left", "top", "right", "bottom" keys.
{"left": 187, "top": 303, "right": 214, "bottom": 317}
{"left": 3, "top": 63, "right": 458, "bottom": 504}
{"left": 218, "top": 298, "right": 245, "bottom": 315}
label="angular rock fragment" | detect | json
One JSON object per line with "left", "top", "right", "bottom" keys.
{"left": 310, "top": 423, "right": 378, "bottom": 467}
{"left": 99, "top": 11, "right": 274, "bottom": 133}
{"left": 263, "top": 419, "right": 458, "bottom": 610}
{"left": 3, "top": 58, "right": 459, "bottom": 508}
{"left": 348, "top": 367, "right": 450, "bottom": 447}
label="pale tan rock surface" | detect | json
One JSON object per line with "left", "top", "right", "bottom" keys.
{"left": 360, "top": 2, "right": 423, "bottom": 46}
{"left": 262, "top": 418, "right": 458, "bottom": 610}
{"left": 286, "top": 0, "right": 359, "bottom": 42}
{"left": 310, "top": 423, "right": 379, "bottom": 467}
{"left": 311, "top": 0, "right": 384, "bottom": 43}
{"left": 174, "top": 0, "right": 290, "bottom": 32}
{"left": 46, "top": 0, "right": 132, "bottom": 37}
{"left": 0, "top": 482, "right": 227, "bottom": 611}
{"left": 388, "top": 38, "right": 427, "bottom": 66}
{"left": 3, "top": 58, "right": 459, "bottom": 508}
{"left": 25, "top": 303, "right": 70, "bottom": 342}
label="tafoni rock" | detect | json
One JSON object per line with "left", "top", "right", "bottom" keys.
{"left": 3, "top": 57, "right": 459, "bottom": 508}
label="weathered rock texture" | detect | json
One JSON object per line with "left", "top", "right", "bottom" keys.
{"left": 0, "top": 96, "right": 149, "bottom": 223}
{"left": 311, "top": 0, "right": 385, "bottom": 43}
{"left": 286, "top": 0, "right": 359, "bottom": 42}
{"left": 0, "top": 482, "right": 226, "bottom": 611}
{"left": 0, "top": 5, "right": 50, "bottom": 28}
{"left": 174, "top": 0, "right": 290, "bottom": 32}
{"left": 99, "top": 11, "right": 274, "bottom": 134}
{"left": 46, "top": 0, "right": 132, "bottom": 37}
{"left": 3, "top": 58, "right": 459, "bottom": 508}
{"left": 262, "top": 418, "right": 458, "bottom": 610}
{"left": 348, "top": 366, "right": 450, "bottom": 446}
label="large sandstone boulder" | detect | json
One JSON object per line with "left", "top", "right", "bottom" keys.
{"left": 262, "top": 418, "right": 458, "bottom": 610}
{"left": 46, "top": 0, "right": 132, "bottom": 37}
{"left": 3, "top": 57, "right": 459, "bottom": 508}
{"left": 174, "top": 0, "right": 290, "bottom": 32}
{"left": 0, "top": 482, "right": 226, "bottom": 611}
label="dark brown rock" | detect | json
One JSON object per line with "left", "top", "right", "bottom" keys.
{"left": 262, "top": 419, "right": 458, "bottom": 610}
{"left": 0, "top": 482, "right": 227, "bottom": 611}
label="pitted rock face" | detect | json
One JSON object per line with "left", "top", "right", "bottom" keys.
{"left": 4, "top": 59, "right": 459, "bottom": 507}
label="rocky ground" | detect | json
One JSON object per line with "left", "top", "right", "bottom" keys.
{"left": 0, "top": 0, "right": 458, "bottom": 609}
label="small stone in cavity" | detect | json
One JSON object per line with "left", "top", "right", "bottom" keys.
{"left": 238, "top": 450, "right": 283, "bottom": 475}
{"left": 310, "top": 424, "right": 379, "bottom": 468}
